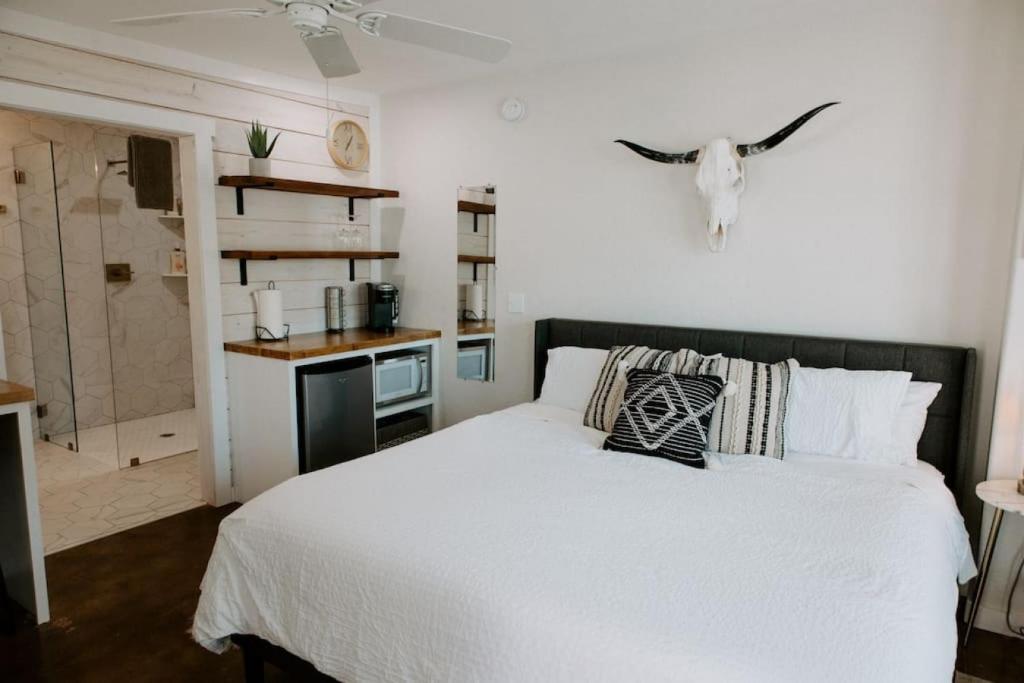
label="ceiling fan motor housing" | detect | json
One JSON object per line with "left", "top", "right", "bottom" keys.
{"left": 287, "top": 2, "right": 330, "bottom": 34}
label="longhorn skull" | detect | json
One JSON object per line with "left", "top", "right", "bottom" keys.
{"left": 616, "top": 102, "right": 838, "bottom": 252}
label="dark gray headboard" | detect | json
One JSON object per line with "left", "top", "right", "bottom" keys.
{"left": 534, "top": 318, "right": 978, "bottom": 511}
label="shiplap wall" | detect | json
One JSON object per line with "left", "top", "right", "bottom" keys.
{"left": 0, "top": 32, "right": 379, "bottom": 341}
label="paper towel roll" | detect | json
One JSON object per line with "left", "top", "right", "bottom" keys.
{"left": 466, "top": 283, "right": 485, "bottom": 320}
{"left": 254, "top": 286, "right": 285, "bottom": 339}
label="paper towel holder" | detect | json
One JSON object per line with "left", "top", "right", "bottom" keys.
{"left": 255, "top": 323, "right": 290, "bottom": 342}
{"left": 254, "top": 280, "right": 290, "bottom": 342}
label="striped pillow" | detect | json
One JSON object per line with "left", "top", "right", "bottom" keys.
{"left": 584, "top": 346, "right": 681, "bottom": 431}
{"left": 684, "top": 351, "right": 799, "bottom": 458}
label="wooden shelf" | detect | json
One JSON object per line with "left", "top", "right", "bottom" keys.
{"left": 224, "top": 327, "right": 441, "bottom": 361}
{"left": 457, "top": 254, "right": 495, "bottom": 264}
{"left": 218, "top": 175, "right": 399, "bottom": 216}
{"left": 223, "top": 250, "right": 399, "bottom": 260}
{"left": 459, "top": 200, "right": 494, "bottom": 233}
{"left": 458, "top": 200, "right": 495, "bottom": 215}
{"left": 156, "top": 214, "right": 184, "bottom": 226}
{"left": 458, "top": 254, "right": 494, "bottom": 282}
{"left": 221, "top": 249, "right": 400, "bottom": 285}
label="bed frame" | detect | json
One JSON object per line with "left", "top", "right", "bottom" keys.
{"left": 231, "top": 317, "right": 979, "bottom": 682}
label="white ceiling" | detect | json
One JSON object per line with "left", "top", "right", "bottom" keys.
{"left": 0, "top": 0, "right": 844, "bottom": 94}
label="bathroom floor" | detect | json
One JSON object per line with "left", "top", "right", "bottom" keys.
{"left": 35, "top": 446, "right": 203, "bottom": 554}
{"left": 35, "top": 407, "right": 202, "bottom": 554}
{"left": 50, "top": 407, "right": 197, "bottom": 468}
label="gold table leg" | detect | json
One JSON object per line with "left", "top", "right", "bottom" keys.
{"left": 963, "top": 507, "right": 1004, "bottom": 647}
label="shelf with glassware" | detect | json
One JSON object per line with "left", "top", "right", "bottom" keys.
{"left": 220, "top": 250, "right": 400, "bottom": 286}
{"left": 216, "top": 175, "right": 402, "bottom": 284}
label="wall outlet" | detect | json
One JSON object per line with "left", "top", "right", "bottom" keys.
{"left": 508, "top": 293, "right": 526, "bottom": 314}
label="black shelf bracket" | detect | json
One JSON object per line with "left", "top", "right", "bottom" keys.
{"left": 348, "top": 197, "right": 356, "bottom": 221}
{"left": 235, "top": 187, "right": 245, "bottom": 215}
{"left": 238, "top": 258, "right": 248, "bottom": 286}
{"left": 472, "top": 262, "right": 478, "bottom": 282}
{"left": 349, "top": 259, "right": 356, "bottom": 281}
{"left": 473, "top": 213, "right": 479, "bottom": 233}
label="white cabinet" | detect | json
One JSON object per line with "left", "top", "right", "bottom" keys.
{"left": 226, "top": 334, "right": 440, "bottom": 502}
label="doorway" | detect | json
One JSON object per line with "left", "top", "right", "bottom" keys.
{"left": 1, "top": 110, "right": 202, "bottom": 552}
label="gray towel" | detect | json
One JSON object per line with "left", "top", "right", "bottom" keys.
{"left": 127, "top": 135, "right": 174, "bottom": 210}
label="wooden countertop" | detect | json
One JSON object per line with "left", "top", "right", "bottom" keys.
{"left": 458, "top": 320, "right": 495, "bottom": 335}
{"left": 224, "top": 327, "right": 441, "bottom": 361}
{"left": 0, "top": 379, "right": 35, "bottom": 406}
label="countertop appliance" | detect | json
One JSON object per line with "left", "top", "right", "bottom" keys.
{"left": 376, "top": 347, "right": 430, "bottom": 407}
{"left": 457, "top": 340, "right": 491, "bottom": 381}
{"left": 296, "top": 356, "right": 375, "bottom": 473}
{"left": 366, "top": 282, "right": 399, "bottom": 331}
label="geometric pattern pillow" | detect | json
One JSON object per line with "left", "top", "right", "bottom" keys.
{"left": 603, "top": 369, "right": 725, "bottom": 468}
{"left": 682, "top": 351, "right": 798, "bottom": 458}
{"left": 584, "top": 346, "right": 681, "bottom": 432}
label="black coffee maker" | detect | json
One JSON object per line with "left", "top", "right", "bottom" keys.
{"left": 366, "top": 283, "right": 399, "bottom": 331}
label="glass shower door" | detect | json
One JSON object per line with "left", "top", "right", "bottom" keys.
{"left": 13, "top": 141, "right": 78, "bottom": 451}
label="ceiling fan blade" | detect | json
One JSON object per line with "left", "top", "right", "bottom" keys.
{"left": 111, "top": 8, "right": 273, "bottom": 27}
{"left": 359, "top": 12, "right": 511, "bottom": 63}
{"left": 302, "top": 31, "right": 361, "bottom": 78}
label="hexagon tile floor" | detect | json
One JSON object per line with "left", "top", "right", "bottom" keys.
{"left": 35, "top": 444, "right": 203, "bottom": 554}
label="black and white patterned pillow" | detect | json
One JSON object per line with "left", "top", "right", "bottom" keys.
{"left": 681, "top": 351, "right": 798, "bottom": 459}
{"left": 584, "top": 346, "right": 681, "bottom": 431}
{"left": 603, "top": 369, "right": 725, "bottom": 468}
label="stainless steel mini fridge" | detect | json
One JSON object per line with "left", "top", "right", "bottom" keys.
{"left": 296, "top": 356, "right": 375, "bottom": 474}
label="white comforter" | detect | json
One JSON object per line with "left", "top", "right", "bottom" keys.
{"left": 193, "top": 403, "right": 975, "bottom": 683}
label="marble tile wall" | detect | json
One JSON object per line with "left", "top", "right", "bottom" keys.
{"left": 93, "top": 132, "right": 194, "bottom": 421}
{"left": 0, "top": 109, "right": 194, "bottom": 434}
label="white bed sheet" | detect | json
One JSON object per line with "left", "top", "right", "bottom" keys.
{"left": 193, "top": 402, "right": 975, "bottom": 683}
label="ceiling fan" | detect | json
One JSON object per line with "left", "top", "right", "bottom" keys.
{"left": 109, "top": 1, "right": 512, "bottom": 78}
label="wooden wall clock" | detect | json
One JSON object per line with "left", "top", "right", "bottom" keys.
{"left": 327, "top": 119, "right": 369, "bottom": 171}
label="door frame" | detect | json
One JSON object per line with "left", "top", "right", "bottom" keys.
{"left": 0, "top": 80, "right": 232, "bottom": 505}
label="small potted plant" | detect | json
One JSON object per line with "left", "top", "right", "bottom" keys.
{"left": 246, "top": 120, "right": 280, "bottom": 176}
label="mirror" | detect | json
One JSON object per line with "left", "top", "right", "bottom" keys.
{"left": 456, "top": 186, "right": 496, "bottom": 382}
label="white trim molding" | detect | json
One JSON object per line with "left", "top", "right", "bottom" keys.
{"left": 0, "top": 6, "right": 378, "bottom": 109}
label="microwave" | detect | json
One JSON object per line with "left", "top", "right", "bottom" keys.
{"left": 376, "top": 348, "right": 430, "bottom": 407}
{"left": 457, "top": 341, "right": 491, "bottom": 382}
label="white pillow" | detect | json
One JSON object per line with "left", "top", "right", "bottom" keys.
{"left": 538, "top": 347, "right": 610, "bottom": 414}
{"left": 785, "top": 367, "right": 912, "bottom": 463}
{"left": 888, "top": 381, "right": 942, "bottom": 465}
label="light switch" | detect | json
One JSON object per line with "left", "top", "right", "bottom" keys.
{"left": 508, "top": 293, "right": 526, "bottom": 314}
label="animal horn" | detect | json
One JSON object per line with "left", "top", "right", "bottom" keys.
{"left": 614, "top": 139, "right": 700, "bottom": 164}
{"left": 735, "top": 102, "right": 839, "bottom": 157}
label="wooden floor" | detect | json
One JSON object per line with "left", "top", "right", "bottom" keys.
{"left": 1, "top": 503, "right": 1022, "bottom": 682}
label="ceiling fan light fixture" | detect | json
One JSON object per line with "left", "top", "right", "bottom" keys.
{"left": 286, "top": 2, "right": 330, "bottom": 34}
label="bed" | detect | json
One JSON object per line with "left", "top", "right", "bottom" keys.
{"left": 193, "top": 318, "right": 979, "bottom": 682}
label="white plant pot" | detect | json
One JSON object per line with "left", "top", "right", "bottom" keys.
{"left": 249, "top": 157, "right": 271, "bottom": 176}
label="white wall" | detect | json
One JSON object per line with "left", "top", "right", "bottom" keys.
{"left": 382, "top": 0, "right": 1024, "bottom": 634}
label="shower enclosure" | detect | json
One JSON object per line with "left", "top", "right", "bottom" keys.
{"left": 10, "top": 121, "right": 196, "bottom": 469}
{"left": 13, "top": 141, "right": 78, "bottom": 451}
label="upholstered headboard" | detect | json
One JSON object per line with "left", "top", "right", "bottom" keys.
{"left": 534, "top": 318, "right": 978, "bottom": 511}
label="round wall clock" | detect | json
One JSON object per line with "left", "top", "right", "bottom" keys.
{"left": 327, "top": 119, "right": 369, "bottom": 171}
